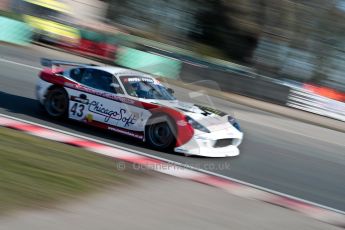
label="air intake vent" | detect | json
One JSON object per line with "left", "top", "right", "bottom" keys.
{"left": 213, "top": 138, "right": 233, "bottom": 148}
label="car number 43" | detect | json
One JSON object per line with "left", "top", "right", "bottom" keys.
{"left": 70, "top": 102, "right": 85, "bottom": 117}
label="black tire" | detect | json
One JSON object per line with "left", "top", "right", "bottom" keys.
{"left": 145, "top": 116, "right": 176, "bottom": 151}
{"left": 44, "top": 88, "right": 69, "bottom": 119}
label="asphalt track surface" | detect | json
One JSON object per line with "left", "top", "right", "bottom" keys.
{"left": 0, "top": 45, "right": 345, "bottom": 212}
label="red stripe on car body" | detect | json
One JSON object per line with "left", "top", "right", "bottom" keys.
{"left": 39, "top": 69, "right": 195, "bottom": 146}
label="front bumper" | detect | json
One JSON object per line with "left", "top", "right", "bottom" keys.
{"left": 174, "top": 129, "right": 243, "bottom": 157}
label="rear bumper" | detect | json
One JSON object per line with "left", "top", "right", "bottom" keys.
{"left": 36, "top": 79, "right": 53, "bottom": 104}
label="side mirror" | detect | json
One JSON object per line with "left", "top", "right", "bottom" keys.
{"left": 167, "top": 88, "right": 174, "bottom": 94}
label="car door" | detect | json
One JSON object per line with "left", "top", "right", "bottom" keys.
{"left": 65, "top": 68, "right": 149, "bottom": 138}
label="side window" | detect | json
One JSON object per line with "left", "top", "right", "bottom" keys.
{"left": 80, "top": 69, "right": 113, "bottom": 92}
{"left": 70, "top": 68, "right": 85, "bottom": 82}
{"left": 112, "top": 78, "right": 124, "bottom": 94}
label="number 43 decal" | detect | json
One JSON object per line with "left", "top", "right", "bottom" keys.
{"left": 71, "top": 103, "right": 85, "bottom": 117}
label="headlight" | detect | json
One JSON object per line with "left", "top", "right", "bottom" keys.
{"left": 186, "top": 116, "right": 210, "bottom": 133}
{"left": 228, "top": 116, "right": 241, "bottom": 131}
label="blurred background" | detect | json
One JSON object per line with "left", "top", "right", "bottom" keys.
{"left": 1, "top": 2, "right": 345, "bottom": 227}
{"left": 1, "top": 0, "right": 345, "bottom": 118}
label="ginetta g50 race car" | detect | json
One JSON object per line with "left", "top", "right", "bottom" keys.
{"left": 36, "top": 59, "right": 243, "bottom": 157}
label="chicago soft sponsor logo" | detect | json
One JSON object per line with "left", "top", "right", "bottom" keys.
{"left": 88, "top": 101, "right": 136, "bottom": 126}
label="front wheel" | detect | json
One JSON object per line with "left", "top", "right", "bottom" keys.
{"left": 145, "top": 120, "right": 175, "bottom": 151}
{"left": 44, "top": 88, "right": 69, "bottom": 119}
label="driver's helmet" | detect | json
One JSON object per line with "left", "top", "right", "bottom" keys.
{"left": 131, "top": 82, "right": 140, "bottom": 90}
{"left": 126, "top": 82, "right": 139, "bottom": 97}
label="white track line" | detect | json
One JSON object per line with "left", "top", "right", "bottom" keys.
{"left": 0, "top": 58, "right": 41, "bottom": 70}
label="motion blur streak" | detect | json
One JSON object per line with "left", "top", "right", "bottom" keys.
{"left": 0, "top": 45, "right": 344, "bottom": 212}
{"left": 1, "top": 0, "right": 345, "bottom": 228}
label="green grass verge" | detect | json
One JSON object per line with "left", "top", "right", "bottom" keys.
{"left": 0, "top": 127, "right": 126, "bottom": 213}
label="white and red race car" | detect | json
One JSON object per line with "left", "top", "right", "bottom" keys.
{"left": 36, "top": 59, "right": 243, "bottom": 157}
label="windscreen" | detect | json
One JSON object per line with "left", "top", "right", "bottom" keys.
{"left": 120, "top": 76, "right": 175, "bottom": 100}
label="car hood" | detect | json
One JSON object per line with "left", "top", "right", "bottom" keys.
{"left": 146, "top": 99, "right": 238, "bottom": 133}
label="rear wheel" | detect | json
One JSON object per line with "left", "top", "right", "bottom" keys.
{"left": 44, "top": 88, "right": 68, "bottom": 119}
{"left": 145, "top": 117, "right": 176, "bottom": 151}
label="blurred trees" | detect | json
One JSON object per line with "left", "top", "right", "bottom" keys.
{"left": 106, "top": 0, "right": 345, "bottom": 90}
{"left": 254, "top": 0, "right": 345, "bottom": 90}
{"left": 189, "top": 0, "right": 260, "bottom": 64}
{"left": 107, "top": 0, "right": 261, "bottom": 63}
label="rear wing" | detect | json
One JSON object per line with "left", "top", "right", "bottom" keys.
{"left": 40, "top": 58, "right": 98, "bottom": 70}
